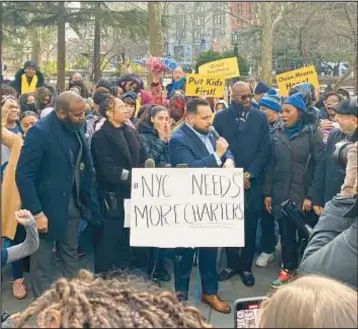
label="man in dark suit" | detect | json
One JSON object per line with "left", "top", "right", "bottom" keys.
{"left": 169, "top": 98, "right": 234, "bottom": 314}
{"left": 16, "top": 91, "right": 94, "bottom": 298}
{"left": 213, "top": 81, "right": 270, "bottom": 286}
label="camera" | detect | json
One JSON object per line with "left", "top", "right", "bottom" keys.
{"left": 333, "top": 140, "right": 354, "bottom": 169}
{"left": 281, "top": 199, "right": 313, "bottom": 239}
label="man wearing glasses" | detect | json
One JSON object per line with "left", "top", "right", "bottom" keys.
{"left": 213, "top": 81, "right": 270, "bottom": 287}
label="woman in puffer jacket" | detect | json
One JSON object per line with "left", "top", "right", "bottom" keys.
{"left": 263, "top": 92, "right": 325, "bottom": 289}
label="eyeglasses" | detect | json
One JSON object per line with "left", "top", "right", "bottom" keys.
{"left": 232, "top": 93, "right": 254, "bottom": 101}
{"left": 240, "top": 94, "right": 254, "bottom": 101}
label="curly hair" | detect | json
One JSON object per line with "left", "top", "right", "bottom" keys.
{"left": 98, "top": 94, "right": 115, "bottom": 119}
{"left": 13, "top": 270, "right": 212, "bottom": 328}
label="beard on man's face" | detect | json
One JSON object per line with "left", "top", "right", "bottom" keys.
{"left": 193, "top": 124, "right": 209, "bottom": 135}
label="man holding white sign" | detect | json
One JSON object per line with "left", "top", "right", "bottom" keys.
{"left": 167, "top": 98, "right": 235, "bottom": 313}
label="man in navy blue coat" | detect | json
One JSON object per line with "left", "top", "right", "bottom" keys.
{"left": 15, "top": 91, "right": 94, "bottom": 298}
{"left": 169, "top": 98, "right": 234, "bottom": 314}
{"left": 213, "top": 81, "right": 270, "bottom": 286}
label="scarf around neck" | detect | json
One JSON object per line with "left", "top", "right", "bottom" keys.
{"left": 284, "top": 117, "right": 304, "bottom": 138}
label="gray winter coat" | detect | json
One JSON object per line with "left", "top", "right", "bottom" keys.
{"left": 299, "top": 196, "right": 357, "bottom": 289}
{"left": 263, "top": 123, "right": 325, "bottom": 218}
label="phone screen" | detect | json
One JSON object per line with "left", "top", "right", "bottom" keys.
{"left": 234, "top": 297, "right": 267, "bottom": 328}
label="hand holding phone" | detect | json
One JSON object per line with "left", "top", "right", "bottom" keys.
{"left": 234, "top": 296, "right": 268, "bottom": 328}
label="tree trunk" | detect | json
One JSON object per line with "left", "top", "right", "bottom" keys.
{"left": 334, "top": 58, "right": 357, "bottom": 93}
{"left": 354, "top": 62, "right": 358, "bottom": 95}
{"left": 31, "top": 28, "right": 42, "bottom": 66}
{"left": 57, "top": 2, "right": 66, "bottom": 92}
{"left": 191, "top": 39, "right": 196, "bottom": 72}
{"left": 93, "top": 2, "right": 101, "bottom": 83}
{"left": 148, "top": 2, "right": 163, "bottom": 57}
{"left": 260, "top": 3, "right": 273, "bottom": 86}
{"left": 148, "top": 2, "right": 163, "bottom": 83}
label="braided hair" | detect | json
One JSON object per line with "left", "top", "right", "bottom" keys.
{"left": 14, "top": 270, "right": 213, "bottom": 328}
{"left": 98, "top": 94, "right": 115, "bottom": 119}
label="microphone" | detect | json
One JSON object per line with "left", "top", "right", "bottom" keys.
{"left": 144, "top": 158, "right": 156, "bottom": 168}
{"left": 209, "top": 126, "right": 220, "bottom": 140}
{"left": 176, "top": 164, "right": 188, "bottom": 168}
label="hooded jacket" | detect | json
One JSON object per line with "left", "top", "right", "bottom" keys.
{"left": 299, "top": 195, "right": 357, "bottom": 289}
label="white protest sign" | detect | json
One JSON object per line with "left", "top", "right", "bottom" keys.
{"left": 124, "top": 199, "right": 131, "bottom": 228}
{"left": 130, "top": 168, "right": 245, "bottom": 248}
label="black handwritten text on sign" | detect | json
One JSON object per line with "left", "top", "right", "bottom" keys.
{"left": 130, "top": 168, "right": 245, "bottom": 248}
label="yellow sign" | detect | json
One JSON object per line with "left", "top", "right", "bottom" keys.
{"left": 186, "top": 74, "right": 225, "bottom": 98}
{"left": 276, "top": 66, "right": 319, "bottom": 97}
{"left": 199, "top": 57, "right": 240, "bottom": 79}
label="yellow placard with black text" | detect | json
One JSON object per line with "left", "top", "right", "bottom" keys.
{"left": 186, "top": 74, "right": 225, "bottom": 98}
{"left": 276, "top": 66, "right": 319, "bottom": 97}
{"left": 199, "top": 57, "right": 240, "bottom": 79}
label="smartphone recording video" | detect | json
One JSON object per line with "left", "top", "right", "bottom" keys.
{"left": 234, "top": 296, "right": 268, "bottom": 328}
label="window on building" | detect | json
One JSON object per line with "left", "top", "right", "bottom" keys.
{"left": 174, "top": 45, "right": 185, "bottom": 60}
{"left": 195, "top": 16, "right": 204, "bottom": 26}
{"left": 196, "top": 4, "right": 205, "bottom": 12}
{"left": 214, "top": 15, "right": 225, "bottom": 24}
{"left": 219, "top": 27, "right": 226, "bottom": 37}
{"left": 219, "top": 2, "right": 226, "bottom": 11}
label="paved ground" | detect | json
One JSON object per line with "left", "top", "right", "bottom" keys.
{"left": 1, "top": 252, "right": 280, "bottom": 328}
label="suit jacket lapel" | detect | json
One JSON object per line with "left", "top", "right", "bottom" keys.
{"left": 48, "top": 112, "right": 73, "bottom": 168}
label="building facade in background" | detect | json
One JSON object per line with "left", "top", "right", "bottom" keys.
{"left": 165, "top": 2, "right": 232, "bottom": 67}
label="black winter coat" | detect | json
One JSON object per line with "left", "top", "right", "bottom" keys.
{"left": 312, "top": 128, "right": 358, "bottom": 207}
{"left": 91, "top": 121, "right": 147, "bottom": 202}
{"left": 10, "top": 69, "right": 45, "bottom": 95}
{"left": 264, "top": 123, "right": 325, "bottom": 218}
{"left": 138, "top": 123, "right": 170, "bottom": 167}
{"left": 213, "top": 103, "right": 270, "bottom": 186}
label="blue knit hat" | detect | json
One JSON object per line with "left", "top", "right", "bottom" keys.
{"left": 254, "top": 81, "right": 270, "bottom": 95}
{"left": 258, "top": 89, "right": 281, "bottom": 112}
{"left": 283, "top": 92, "right": 306, "bottom": 112}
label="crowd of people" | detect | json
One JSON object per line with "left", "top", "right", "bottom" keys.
{"left": 1, "top": 59, "right": 357, "bottom": 327}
